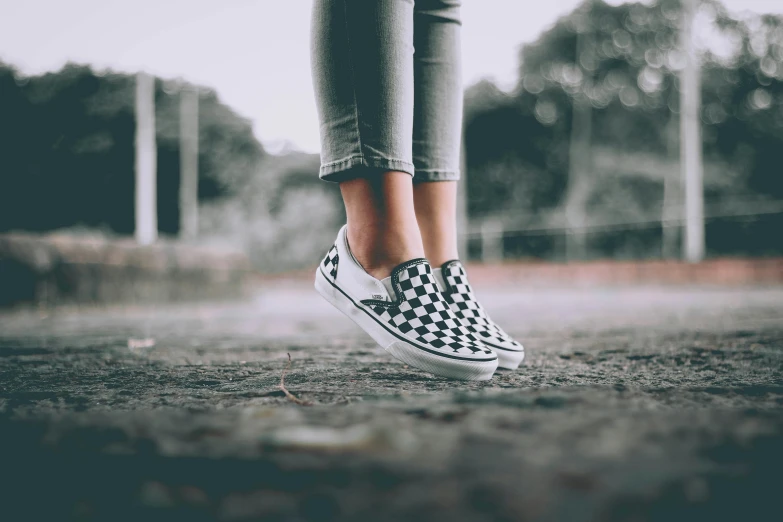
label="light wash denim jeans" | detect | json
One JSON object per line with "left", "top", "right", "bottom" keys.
{"left": 310, "top": 0, "right": 463, "bottom": 183}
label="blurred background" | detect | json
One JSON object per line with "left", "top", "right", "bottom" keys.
{"left": 1, "top": 0, "right": 782, "bottom": 283}
{"left": 4, "top": 4, "right": 783, "bottom": 519}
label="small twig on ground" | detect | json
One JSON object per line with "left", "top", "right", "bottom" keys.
{"left": 279, "top": 353, "right": 313, "bottom": 406}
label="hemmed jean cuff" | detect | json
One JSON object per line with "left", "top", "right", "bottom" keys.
{"left": 319, "top": 154, "right": 415, "bottom": 182}
{"left": 412, "top": 170, "right": 461, "bottom": 183}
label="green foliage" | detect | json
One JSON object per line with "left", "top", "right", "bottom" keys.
{"left": 198, "top": 150, "right": 343, "bottom": 271}
{"left": 464, "top": 0, "right": 783, "bottom": 257}
{"left": 0, "top": 61, "right": 340, "bottom": 270}
{"left": 0, "top": 63, "right": 265, "bottom": 235}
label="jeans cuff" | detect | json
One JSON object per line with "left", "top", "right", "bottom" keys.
{"left": 413, "top": 169, "right": 460, "bottom": 183}
{"left": 319, "top": 154, "right": 415, "bottom": 182}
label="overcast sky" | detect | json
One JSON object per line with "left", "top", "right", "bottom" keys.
{"left": 1, "top": 0, "right": 782, "bottom": 153}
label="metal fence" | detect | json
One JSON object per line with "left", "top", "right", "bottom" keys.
{"left": 464, "top": 199, "right": 783, "bottom": 262}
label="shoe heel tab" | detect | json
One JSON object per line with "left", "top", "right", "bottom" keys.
{"left": 440, "top": 259, "right": 462, "bottom": 271}
{"left": 390, "top": 258, "right": 430, "bottom": 276}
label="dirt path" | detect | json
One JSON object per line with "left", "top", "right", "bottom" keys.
{"left": 1, "top": 284, "right": 782, "bottom": 521}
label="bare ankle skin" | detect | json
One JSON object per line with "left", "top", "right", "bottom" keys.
{"left": 339, "top": 171, "right": 425, "bottom": 280}
{"left": 413, "top": 180, "right": 460, "bottom": 267}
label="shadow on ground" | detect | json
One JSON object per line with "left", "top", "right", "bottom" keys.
{"left": 1, "top": 283, "right": 782, "bottom": 521}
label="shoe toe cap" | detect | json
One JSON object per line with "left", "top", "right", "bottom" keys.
{"left": 486, "top": 336, "right": 524, "bottom": 353}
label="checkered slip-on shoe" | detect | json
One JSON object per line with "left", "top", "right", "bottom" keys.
{"left": 434, "top": 260, "right": 525, "bottom": 370}
{"left": 315, "top": 226, "right": 498, "bottom": 381}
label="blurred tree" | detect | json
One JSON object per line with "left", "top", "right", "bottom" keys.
{"left": 464, "top": 0, "right": 783, "bottom": 258}
{"left": 0, "top": 61, "right": 340, "bottom": 271}
{"left": 0, "top": 63, "right": 265, "bottom": 235}
{"left": 198, "top": 150, "right": 343, "bottom": 271}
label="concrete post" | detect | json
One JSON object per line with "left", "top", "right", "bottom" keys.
{"left": 179, "top": 88, "right": 199, "bottom": 240}
{"left": 662, "top": 107, "right": 681, "bottom": 258}
{"left": 135, "top": 72, "right": 157, "bottom": 245}
{"left": 680, "top": 0, "right": 705, "bottom": 262}
{"left": 564, "top": 19, "right": 593, "bottom": 261}
{"left": 480, "top": 219, "right": 503, "bottom": 263}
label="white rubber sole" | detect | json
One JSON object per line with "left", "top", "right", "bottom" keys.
{"left": 315, "top": 268, "right": 498, "bottom": 381}
{"left": 491, "top": 347, "right": 525, "bottom": 371}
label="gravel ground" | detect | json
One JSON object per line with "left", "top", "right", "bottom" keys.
{"left": 1, "top": 282, "right": 782, "bottom": 521}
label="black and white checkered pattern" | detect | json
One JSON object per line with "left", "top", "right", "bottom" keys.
{"left": 322, "top": 244, "right": 339, "bottom": 279}
{"left": 364, "top": 260, "right": 493, "bottom": 356}
{"left": 442, "top": 260, "right": 523, "bottom": 351}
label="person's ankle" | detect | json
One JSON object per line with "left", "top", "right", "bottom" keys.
{"left": 346, "top": 223, "right": 424, "bottom": 280}
{"left": 425, "top": 252, "right": 460, "bottom": 268}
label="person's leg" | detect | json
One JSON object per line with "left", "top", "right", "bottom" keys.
{"left": 311, "top": 0, "right": 422, "bottom": 279}
{"left": 340, "top": 172, "right": 424, "bottom": 279}
{"left": 310, "top": 0, "right": 498, "bottom": 380}
{"left": 413, "top": 181, "right": 459, "bottom": 266}
{"left": 410, "top": 1, "right": 525, "bottom": 370}
{"left": 413, "top": 181, "right": 459, "bottom": 267}
{"left": 411, "top": 0, "right": 463, "bottom": 264}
